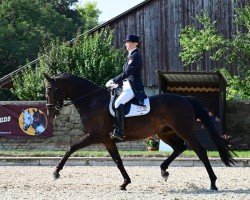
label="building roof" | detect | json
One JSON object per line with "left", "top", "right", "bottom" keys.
{"left": 157, "top": 71, "right": 228, "bottom": 92}
{"left": 87, "top": 0, "right": 151, "bottom": 34}
{"left": 0, "top": 59, "right": 39, "bottom": 89}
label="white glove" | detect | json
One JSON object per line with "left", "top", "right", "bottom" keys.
{"left": 105, "top": 79, "right": 118, "bottom": 89}
{"left": 105, "top": 79, "right": 114, "bottom": 88}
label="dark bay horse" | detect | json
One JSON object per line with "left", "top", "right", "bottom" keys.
{"left": 44, "top": 73, "right": 235, "bottom": 191}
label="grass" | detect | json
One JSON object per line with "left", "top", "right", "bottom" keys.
{"left": 0, "top": 150, "right": 249, "bottom": 158}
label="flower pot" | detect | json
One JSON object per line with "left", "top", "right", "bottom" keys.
{"left": 147, "top": 146, "right": 158, "bottom": 151}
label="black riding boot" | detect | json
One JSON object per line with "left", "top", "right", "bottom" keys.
{"left": 110, "top": 104, "right": 125, "bottom": 140}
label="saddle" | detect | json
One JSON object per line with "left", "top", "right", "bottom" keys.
{"left": 109, "top": 88, "right": 150, "bottom": 117}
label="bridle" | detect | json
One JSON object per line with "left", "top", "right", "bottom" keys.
{"left": 45, "top": 78, "right": 104, "bottom": 112}
{"left": 45, "top": 80, "right": 64, "bottom": 112}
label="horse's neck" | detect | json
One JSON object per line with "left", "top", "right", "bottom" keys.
{"left": 65, "top": 79, "right": 99, "bottom": 99}
{"left": 58, "top": 77, "right": 109, "bottom": 115}
{"left": 72, "top": 90, "right": 109, "bottom": 117}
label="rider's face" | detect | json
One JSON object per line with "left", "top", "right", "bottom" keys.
{"left": 125, "top": 41, "right": 137, "bottom": 51}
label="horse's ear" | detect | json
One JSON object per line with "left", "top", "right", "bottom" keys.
{"left": 43, "top": 73, "right": 53, "bottom": 82}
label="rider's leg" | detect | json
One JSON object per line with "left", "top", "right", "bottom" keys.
{"left": 110, "top": 88, "right": 134, "bottom": 140}
{"left": 111, "top": 104, "right": 125, "bottom": 140}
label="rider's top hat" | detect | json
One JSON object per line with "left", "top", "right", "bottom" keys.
{"left": 124, "top": 34, "right": 140, "bottom": 43}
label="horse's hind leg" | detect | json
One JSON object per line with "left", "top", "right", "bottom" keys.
{"left": 104, "top": 141, "right": 131, "bottom": 190}
{"left": 53, "top": 133, "right": 93, "bottom": 180}
{"left": 157, "top": 130, "right": 187, "bottom": 181}
{"left": 182, "top": 134, "right": 218, "bottom": 190}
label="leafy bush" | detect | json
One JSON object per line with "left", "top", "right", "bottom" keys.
{"left": 12, "top": 29, "right": 125, "bottom": 100}
{"left": 179, "top": 13, "right": 225, "bottom": 67}
{"left": 220, "top": 68, "right": 249, "bottom": 100}
{"left": 144, "top": 137, "right": 159, "bottom": 148}
{"left": 12, "top": 64, "right": 46, "bottom": 100}
{"left": 73, "top": 29, "right": 124, "bottom": 86}
{"left": 179, "top": 7, "right": 250, "bottom": 100}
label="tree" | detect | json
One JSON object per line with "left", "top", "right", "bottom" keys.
{"left": 49, "top": 0, "right": 83, "bottom": 27}
{"left": 77, "top": 1, "right": 101, "bottom": 31}
{"left": 179, "top": 6, "right": 250, "bottom": 100}
{"left": 0, "top": 0, "right": 78, "bottom": 77}
{"left": 12, "top": 29, "right": 125, "bottom": 100}
{"left": 72, "top": 29, "right": 124, "bottom": 86}
{"left": 0, "top": 0, "right": 101, "bottom": 78}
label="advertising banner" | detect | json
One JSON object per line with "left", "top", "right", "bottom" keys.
{"left": 0, "top": 103, "right": 52, "bottom": 138}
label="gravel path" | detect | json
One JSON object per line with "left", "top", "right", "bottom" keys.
{"left": 0, "top": 166, "right": 249, "bottom": 200}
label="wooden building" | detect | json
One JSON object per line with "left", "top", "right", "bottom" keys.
{"left": 88, "top": 0, "right": 248, "bottom": 87}
{"left": 85, "top": 0, "right": 247, "bottom": 150}
{"left": 0, "top": 0, "right": 248, "bottom": 89}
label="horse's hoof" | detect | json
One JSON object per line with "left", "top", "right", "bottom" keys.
{"left": 119, "top": 186, "right": 127, "bottom": 191}
{"left": 161, "top": 171, "right": 169, "bottom": 182}
{"left": 119, "top": 179, "right": 131, "bottom": 190}
{"left": 52, "top": 172, "right": 60, "bottom": 180}
{"left": 210, "top": 185, "right": 218, "bottom": 191}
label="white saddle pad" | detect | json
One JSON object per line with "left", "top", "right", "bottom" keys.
{"left": 109, "top": 91, "right": 150, "bottom": 117}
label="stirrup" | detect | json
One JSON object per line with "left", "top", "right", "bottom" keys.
{"left": 110, "top": 134, "right": 124, "bottom": 140}
{"left": 110, "top": 129, "right": 124, "bottom": 140}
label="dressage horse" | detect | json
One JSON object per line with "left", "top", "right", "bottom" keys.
{"left": 44, "top": 73, "right": 235, "bottom": 191}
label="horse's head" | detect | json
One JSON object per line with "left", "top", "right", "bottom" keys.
{"left": 23, "top": 110, "right": 33, "bottom": 131}
{"left": 44, "top": 72, "right": 106, "bottom": 119}
{"left": 44, "top": 73, "right": 64, "bottom": 119}
{"left": 33, "top": 109, "right": 41, "bottom": 123}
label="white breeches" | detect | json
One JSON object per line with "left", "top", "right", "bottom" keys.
{"left": 114, "top": 80, "right": 135, "bottom": 108}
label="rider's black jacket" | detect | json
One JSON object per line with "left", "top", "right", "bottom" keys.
{"left": 113, "top": 49, "right": 146, "bottom": 105}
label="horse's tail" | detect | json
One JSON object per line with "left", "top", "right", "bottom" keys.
{"left": 185, "top": 96, "right": 236, "bottom": 166}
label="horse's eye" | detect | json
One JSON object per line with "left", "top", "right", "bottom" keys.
{"left": 46, "top": 88, "right": 52, "bottom": 94}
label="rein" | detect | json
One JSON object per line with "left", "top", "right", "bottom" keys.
{"left": 46, "top": 77, "right": 106, "bottom": 110}
{"left": 62, "top": 87, "right": 104, "bottom": 107}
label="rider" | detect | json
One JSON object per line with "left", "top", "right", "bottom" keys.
{"left": 106, "top": 34, "right": 147, "bottom": 140}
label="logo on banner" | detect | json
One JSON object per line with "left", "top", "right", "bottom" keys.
{"left": 0, "top": 116, "right": 11, "bottom": 123}
{"left": 19, "top": 108, "right": 48, "bottom": 136}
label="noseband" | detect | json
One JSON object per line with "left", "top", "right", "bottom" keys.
{"left": 46, "top": 79, "right": 64, "bottom": 111}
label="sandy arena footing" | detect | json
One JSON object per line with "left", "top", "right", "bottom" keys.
{"left": 0, "top": 166, "right": 249, "bottom": 200}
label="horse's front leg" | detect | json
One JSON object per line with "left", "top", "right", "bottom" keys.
{"left": 105, "top": 141, "right": 131, "bottom": 190}
{"left": 53, "top": 133, "right": 93, "bottom": 180}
